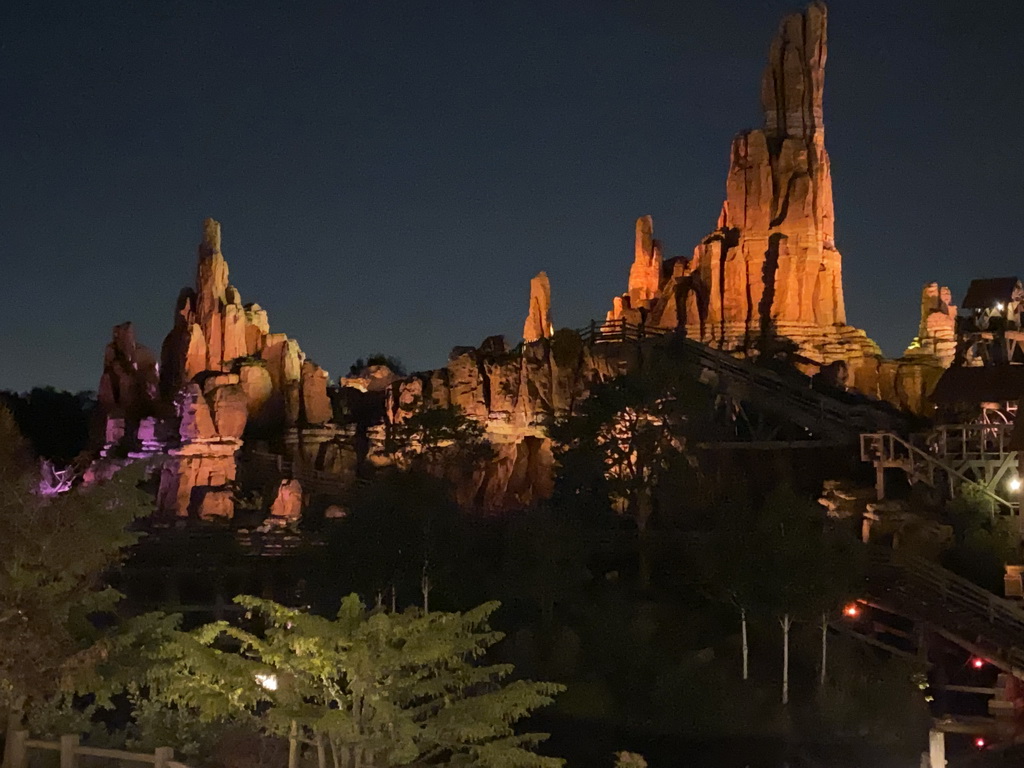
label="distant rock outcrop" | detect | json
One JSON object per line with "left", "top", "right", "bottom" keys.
{"left": 96, "top": 219, "right": 333, "bottom": 518}
{"left": 523, "top": 272, "right": 554, "bottom": 343}
{"left": 96, "top": 322, "right": 161, "bottom": 452}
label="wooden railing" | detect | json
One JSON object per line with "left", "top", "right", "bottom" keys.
{"left": 930, "top": 422, "right": 1016, "bottom": 462}
{"left": 5, "top": 731, "right": 191, "bottom": 768}
{"left": 576, "top": 318, "right": 671, "bottom": 346}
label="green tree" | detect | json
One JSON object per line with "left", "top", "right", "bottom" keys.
{"left": 0, "top": 388, "right": 95, "bottom": 463}
{"left": 0, "top": 406, "right": 152, "bottom": 744}
{"left": 943, "top": 482, "right": 1019, "bottom": 592}
{"left": 753, "top": 487, "right": 863, "bottom": 703}
{"left": 383, "top": 402, "right": 492, "bottom": 473}
{"left": 552, "top": 368, "right": 709, "bottom": 588}
{"left": 148, "top": 595, "right": 565, "bottom": 768}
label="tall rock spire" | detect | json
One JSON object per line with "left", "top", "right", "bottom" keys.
{"left": 761, "top": 0, "right": 827, "bottom": 143}
{"left": 606, "top": 3, "right": 883, "bottom": 394}
{"left": 689, "top": 1, "right": 845, "bottom": 340}
{"left": 627, "top": 215, "right": 662, "bottom": 306}
{"left": 523, "top": 272, "right": 554, "bottom": 343}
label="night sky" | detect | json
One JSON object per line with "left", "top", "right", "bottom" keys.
{"left": 2, "top": 1, "right": 1023, "bottom": 393}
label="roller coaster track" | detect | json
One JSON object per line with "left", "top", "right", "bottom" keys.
{"left": 582, "top": 320, "right": 913, "bottom": 443}
{"left": 862, "top": 547, "right": 1024, "bottom": 678}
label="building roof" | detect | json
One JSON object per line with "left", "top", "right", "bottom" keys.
{"left": 930, "top": 365, "right": 1024, "bottom": 404}
{"left": 961, "top": 277, "right": 1021, "bottom": 309}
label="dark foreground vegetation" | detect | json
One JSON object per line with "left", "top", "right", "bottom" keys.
{"left": 1, "top": 364, "right": 1013, "bottom": 767}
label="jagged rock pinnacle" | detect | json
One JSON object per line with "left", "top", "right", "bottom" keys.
{"left": 761, "top": 1, "right": 828, "bottom": 143}
{"left": 523, "top": 271, "right": 553, "bottom": 343}
{"left": 200, "top": 217, "right": 222, "bottom": 257}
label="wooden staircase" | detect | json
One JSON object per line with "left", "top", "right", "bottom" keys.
{"left": 860, "top": 430, "right": 1019, "bottom": 512}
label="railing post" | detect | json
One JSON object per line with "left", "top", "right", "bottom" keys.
{"left": 154, "top": 746, "right": 173, "bottom": 768}
{"left": 5, "top": 730, "right": 28, "bottom": 768}
{"left": 928, "top": 728, "right": 945, "bottom": 768}
{"left": 59, "top": 734, "right": 78, "bottom": 768}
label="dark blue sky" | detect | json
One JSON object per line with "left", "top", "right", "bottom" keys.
{"left": 2, "top": 1, "right": 1023, "bottom": 392}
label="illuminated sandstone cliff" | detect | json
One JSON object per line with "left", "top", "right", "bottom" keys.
{"left": 96, "top": 219, "right": 333, "bottom": 518}
{"left": 607, "top": 2, "right": 949, "bottom": 409}
{"left": 609, "top": 4, "right": 875, "bottom": 370}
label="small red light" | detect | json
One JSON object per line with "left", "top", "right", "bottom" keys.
{"left": 972, "top": 658, "right": 985, "bottom": 669}
{"left": 974, "top": 737, "right": 986, "bottom": 749}
{"left": 842, "top": 603, "right": 860, "bottom": 618}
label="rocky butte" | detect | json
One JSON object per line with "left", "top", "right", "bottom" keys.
{"left": 606, "top": 1, "right": 948, "bottom": 412}
{"left": 95, "top": 219, "right": 335, "bottom": 519}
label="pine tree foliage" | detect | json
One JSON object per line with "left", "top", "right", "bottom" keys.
{"left": 149, "top": 595, "right": 565, "bottom": 768}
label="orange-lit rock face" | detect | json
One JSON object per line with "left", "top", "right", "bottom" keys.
{"left": 904, "top": 282, "right": 957, "bottom": 368}
{"left": 157, "top": 219, "right": 331, "bottom": 430}
{"left": 300, "top": 360, "right": 333, "bottom": 425}
{"left": 270, "top": 478, "right": 303, "bottom": 521}
{"left": 627, "top": 216, "right": 661, "bottom": 307}
{"left": 523, "top": 271, "right": 554, "bottom": 343}
{"left": 685, "top": 1, "right": 846, "bottom": 342}
{"left": 606, "top": 2, "right": 883, "bottom": 391}
{"left": 379, "top": 335, "right": 638, "bottom": 511}
{"left": 98, "top": 217, "right": 338, "bottom": 520}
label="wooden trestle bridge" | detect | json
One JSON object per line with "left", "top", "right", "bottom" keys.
{"left": 861, "top": 424, "right": 1021, "bottom": 515}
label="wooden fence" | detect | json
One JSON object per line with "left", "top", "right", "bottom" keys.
{"left": 5, "top": 732, "right": 191, "bottom": 768}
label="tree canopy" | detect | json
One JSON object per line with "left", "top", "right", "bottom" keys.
{"left": 141, "top": 595, "right": 565, "bottom": 768}
{"left": 0, "top": 405, "right": 152, "bottom": 715}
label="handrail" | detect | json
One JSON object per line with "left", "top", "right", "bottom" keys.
{"left": 575, "top": 318, "right": 671, "bottom": 346}
{"left": 860, "top": 431, "right": 1015, "bottom": 509}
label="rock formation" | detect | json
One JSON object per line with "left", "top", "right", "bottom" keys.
{"left": 626, "top": 216, "right": 661, "bottom": 307}
{"left": 88, "top": 4, "right": 958, "bottom": 525}
{"left": 523, "top": 272, "right": 554, "bottom": 343}
{"left": 96, "top": 219, "right": 333, "bottom": 519}
{"left": 96, "top": 322, "right": 161, "bottom": 453}
{"left": 380, "top": 316, "right": 636, "bottom": 510}
{"left": 604, "top": 2, "right": 944, "bottom": 412}
{"left": 269, "top": 478, "right": 303, "bottom": 523}
{"left": 609, "top": 4, "right": 878, "bottom": 378}
{"left": 905, "top": 283, "right": 957, "bottom": 367}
